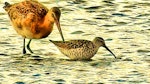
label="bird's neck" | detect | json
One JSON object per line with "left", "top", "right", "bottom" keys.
{"left": 43, "top": 11, "right": 55, "bottom": 25}
{"left": 93, "top": 40, "right": 102, "bottom": 48}
{"left": 35, "top": 11, "right": 54, "bottom": 38}
{"left": 39, "top": 11, "right": 54, "bottom": 31}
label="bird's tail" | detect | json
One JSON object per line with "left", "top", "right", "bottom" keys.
{"left": 49, "top": 40, "right": 56, "bottom": 44}
{"left": 49, "top": 40, "right": 62, "bottom": 45}
{"left": 3, "top": 2, "right": 11, "bottom": 11}
{"left": 49, "top": 40, "right": 53, "bottom": 43}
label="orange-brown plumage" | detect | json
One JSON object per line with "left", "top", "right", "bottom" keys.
{"left": 4, "top": 1, "right": 65, "bottom": 54}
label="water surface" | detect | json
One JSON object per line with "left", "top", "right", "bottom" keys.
{"left": 0, "top": 0, "right": 150, "bottom": 83}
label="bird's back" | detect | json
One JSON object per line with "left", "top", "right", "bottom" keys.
{"left": 50, "top": 40, "right": 96, "bottom": 49}
{"left": 4, "top": 1, "right": 48, "bottom": 21}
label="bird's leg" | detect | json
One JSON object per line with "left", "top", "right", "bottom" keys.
{"left": 27, "top": 39, "right": 33, "bottom": 53}
{"left": 23, "top": 38, "right": 26, "bottom": 54}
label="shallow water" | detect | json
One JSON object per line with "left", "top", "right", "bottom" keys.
{"left": 0, "top": 0, "right": 150, "bottom": 84}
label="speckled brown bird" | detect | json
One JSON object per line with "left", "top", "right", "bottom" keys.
{"left": 3, "top": 0, "right": 65, "bottom": 54}
{"left": 50, "top": 37, "right": 116, "bottom": 60}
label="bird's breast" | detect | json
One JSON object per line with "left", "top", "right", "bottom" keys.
{"left": 11, "top": 18, "right": 54, "bottom": 39}
{"left": 57, "top": 46, "right": 98, "bottom": 60}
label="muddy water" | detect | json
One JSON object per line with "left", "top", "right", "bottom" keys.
{"left": 0, "top": 0, "right": 150, "bottom": 84}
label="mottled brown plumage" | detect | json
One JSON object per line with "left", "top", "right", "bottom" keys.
{"left": 3, "top": 1, "right": 65, "bottom": 54}
{"left": 50, "top": 37, "right": 116, "bottom": 60}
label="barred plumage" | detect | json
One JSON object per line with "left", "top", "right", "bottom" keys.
{"left": 50, "top": 37, "right": 116, "bottom": 60}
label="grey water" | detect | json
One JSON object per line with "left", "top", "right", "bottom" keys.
{"left": 0, "top": 0, "right": 150, "bottom": 83}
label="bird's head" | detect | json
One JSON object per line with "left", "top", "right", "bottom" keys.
{"left": 93, "top": 37, "right": 116, "bottom": 58}
{"left": 50, "top": 7, "right": 65, "bottom": 42}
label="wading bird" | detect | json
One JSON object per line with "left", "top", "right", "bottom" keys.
{"left": 3, "top": 0, "right": 65, "bottom": 54}
{"left": 50, "top": 37, "right": 116, "bottom": 60}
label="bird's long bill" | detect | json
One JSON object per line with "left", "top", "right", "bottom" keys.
{"left": 53, "top": 14, "right": 65, "bottom": 42}
{"left": 104, "top": 45, "right": 116, "bottom": 58}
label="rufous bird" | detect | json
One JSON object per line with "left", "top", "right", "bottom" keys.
{"left": 3, "top": 0, "right": 65, "bottom": 54}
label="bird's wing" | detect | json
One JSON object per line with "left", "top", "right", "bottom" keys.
{"left": 50, "top": 40, "right": 95, "bottom": 49}
{"left": 4, "top": 1, "right": 48, "bottom": 21}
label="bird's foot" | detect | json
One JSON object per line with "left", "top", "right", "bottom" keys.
{"left": 23, "top": 48, "right": 26, "bottom": 54}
